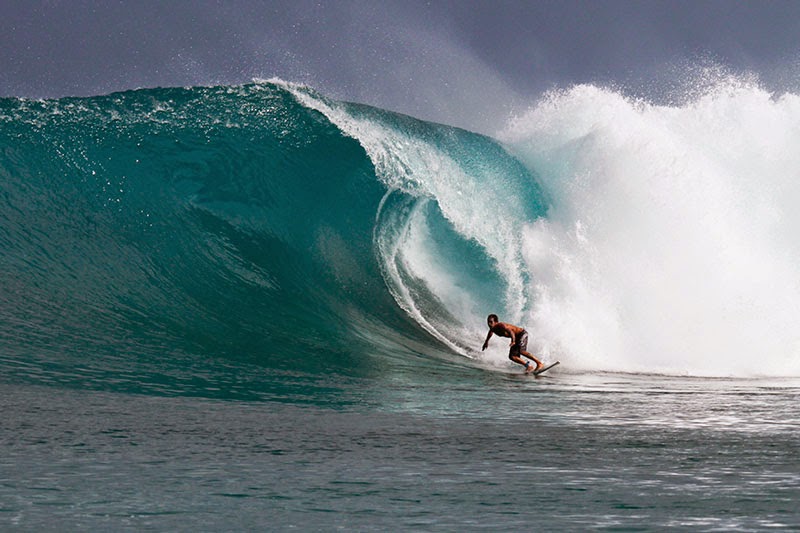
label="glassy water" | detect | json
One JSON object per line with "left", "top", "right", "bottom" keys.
{"left": 4, "top": 370, "right": 798, "bottom": 531}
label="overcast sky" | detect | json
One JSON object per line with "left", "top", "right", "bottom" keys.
{"left": 2, "top": 0, "right": 800, "bottom": 132}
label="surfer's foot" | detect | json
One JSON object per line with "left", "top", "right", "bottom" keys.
{"left": 525, "top": 362, "right": 535, "bottom": 373}
{"left": 534, "top": 362, "right": 544, "bottom": 372}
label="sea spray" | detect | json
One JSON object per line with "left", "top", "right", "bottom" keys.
{"left": 502, "top": 82, "right": 800, "bottom": 376}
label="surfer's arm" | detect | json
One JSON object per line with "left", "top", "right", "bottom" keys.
{"left": 481, "top": 330, "right": 493, "bottom": 350}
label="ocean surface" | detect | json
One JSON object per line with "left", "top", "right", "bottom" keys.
{"left": 1, "top": 80, "right": 799, "bottom": 530}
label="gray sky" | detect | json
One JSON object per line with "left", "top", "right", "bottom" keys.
{"left": 2, "top": 0, "right": 800, "bottom": 132}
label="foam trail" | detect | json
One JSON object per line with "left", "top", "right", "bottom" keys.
{"left": 502, "top": 82, "right": 800, "bottom": 377}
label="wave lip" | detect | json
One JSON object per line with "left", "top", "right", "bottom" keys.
{"left": 282, "top": 81, "right": 549, "bottom": 358}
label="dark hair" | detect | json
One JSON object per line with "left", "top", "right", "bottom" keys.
{"left": 487, "top": 314, "right": 499, "bottom": 322}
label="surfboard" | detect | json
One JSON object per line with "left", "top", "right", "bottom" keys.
{"left": 532, "top": 361, "right": 560, "bottom": 376}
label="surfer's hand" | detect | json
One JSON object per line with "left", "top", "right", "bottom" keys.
{"left": 481, "top": 341, "right": 488, "bottom": 351}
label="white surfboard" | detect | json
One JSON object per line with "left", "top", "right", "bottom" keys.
{"left": 532, "top": 361, "right": 560, "bottom": 376}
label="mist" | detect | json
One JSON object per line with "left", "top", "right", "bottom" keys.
{"left": 2, "top": 1, "right": 800, "bottom": 133}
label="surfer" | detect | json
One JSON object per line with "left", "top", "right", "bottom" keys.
{"left": 482, "top": 314, "right": 544, "bottom": 373}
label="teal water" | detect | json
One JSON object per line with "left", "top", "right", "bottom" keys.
{"left": 0, "top": 82, "right": 543, "bottom": 398}
{"left": 2, "top": 81, "right": 800, "bottom": 529}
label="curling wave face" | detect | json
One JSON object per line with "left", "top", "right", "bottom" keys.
{"left": 0, "top": 81, "right": 543, "bottom": 396}
{"left": 2, "top": 79, "right": 799, "bottom": 392}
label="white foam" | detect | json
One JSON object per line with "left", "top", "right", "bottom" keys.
{"left": 501, "top": 82, "right": 800, "bottom": 377}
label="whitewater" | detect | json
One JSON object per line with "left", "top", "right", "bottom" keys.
{"left": 508, "top": 82, "right": 800, "bottom": 377}
{"left": 2, "top": 79, "right": 799, "bottom": 530}
{"left": 285, "top": 79, "right": 800, "bottom": 378}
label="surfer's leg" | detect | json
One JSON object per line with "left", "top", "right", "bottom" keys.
{"left": 510, "top": 344, "right": 535, "bottom": 372}
{"left": 516, "top": 333, "right": 542, "bottom": 371}
{"left": 508, "top": 346, "right": 531, "bottom": 370}
{"left": 510, "top": 354, "right": 535, "bottom": 372}
{"left": 509, "top": 354, "right": 528, "bottom": 366}
{"left": 521, "top": 350, "right": 544, "bottom": 371}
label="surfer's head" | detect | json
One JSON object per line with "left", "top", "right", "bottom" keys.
{"left": 487, "top": 314, "right": 499, "bottom": 327}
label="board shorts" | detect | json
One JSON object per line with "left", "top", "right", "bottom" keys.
{"left": 509, "top": 330, "right": 528, "bottom": 358}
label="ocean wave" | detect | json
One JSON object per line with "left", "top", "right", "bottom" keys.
{"left": 2, "top": 79, "right": 799, "bottom": 388}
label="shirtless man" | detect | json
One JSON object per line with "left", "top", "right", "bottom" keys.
{"left": 481, "top": 314, "right": 543, "bottom": 373}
